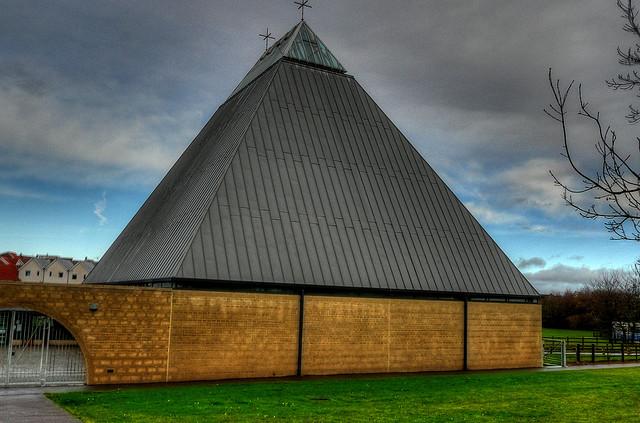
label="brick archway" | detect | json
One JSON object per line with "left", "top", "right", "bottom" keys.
{"left": 0, "top": 304, "right": 90, "bottom": 384}
{"left": 0, "top": 282, "right": 173, "bottom": 384}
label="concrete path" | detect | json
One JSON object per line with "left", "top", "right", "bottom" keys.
{"left": 542, "top": 362, "right": 640, "bottom": 371}
{"left": 0, "top": 387, "right": 84, "bottom": 423}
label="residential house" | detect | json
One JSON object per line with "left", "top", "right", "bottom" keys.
{"left": 18, "top": 255, "right": 97, "bottom": 284}
{"left": 43, "top": 258, "right": 75, "bottom": 284}
{"left": 68, "top": 260, "right": 96, "bottom": 283}
{"left": 0, "top": 252, "right": 31, "bottom": 281}
{"left": 18, "top": 257, "right": 54, "bottom": 282}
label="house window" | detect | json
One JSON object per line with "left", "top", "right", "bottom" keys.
{"left": 72, "top": 274, "right": 77, "bottom": 280}
{"left": 25, "top": 270, "right": 31, "bottom": 277}
{"left": 37, "top": 271, "right": 39, "bottom": 276}
{"left": 58, "top": 272, "right": 64, "bottom": 278}
{"left": 49, "top": 272, "right": 52, "bottom": 277}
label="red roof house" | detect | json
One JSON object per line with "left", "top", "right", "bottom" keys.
{"left": 0, "top": 252, "right": 31, "bottom": 281}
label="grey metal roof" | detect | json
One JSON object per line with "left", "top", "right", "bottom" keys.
{"left": 54, "top": 259, "right": 75, "bottom": 270}
{"left": 87, "top": 64, "right": 280, "bottom": 283}
{"left": 88, "top": 22, "right": 538, "bottom": 298}
{"left": 31, "top": 257, "right": 52, "bottom": 269}
{"left": 70, "top": 260, "right": 95, "bottom": 272}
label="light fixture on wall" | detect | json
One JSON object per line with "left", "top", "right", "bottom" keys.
{"left": 89, "top": 303, "right": 99, "bottom": 312}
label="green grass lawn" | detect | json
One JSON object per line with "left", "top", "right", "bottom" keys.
{"left": 49, "top": 367, "right": 640, "bottom": 422}
{"left": 543, "top": 328, "right": 595, "bottom": 338}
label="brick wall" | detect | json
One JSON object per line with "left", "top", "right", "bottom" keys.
{"left": 168, "top": 290, "right": 299, "bottom": 381}
{"left": 0, "top": 282, "right": 172, "bottom": 384}
{"left": 467, "top": 302, "right": 542, "bottom": 369}
{"left": 0, "top": 282, "right": 541, "bottom": 385}
{"left": 302, "top": 296, "right": 464, "bottom": 375}
{"left": 389, "top": 299, "right": 465, "bottom": 372}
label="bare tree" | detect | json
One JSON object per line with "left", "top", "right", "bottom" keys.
{"left": 545, "top": 0, "right": 640, "bottom": 241}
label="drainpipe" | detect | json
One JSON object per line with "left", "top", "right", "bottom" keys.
{"left": 463, "top": 298, "right": 468, "bottom": 371}
{"left": 296, "top": 289, "right": 305, "bottom": 377}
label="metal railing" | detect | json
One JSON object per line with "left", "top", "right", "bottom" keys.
{"left": 0, "top": 310, "right": 85, "bottom": 386}
{"left": 543, "top": 336, "right": 640, "bottom": 367}
{"left": 543, "top": 338, "right": 567, "bottom": 367}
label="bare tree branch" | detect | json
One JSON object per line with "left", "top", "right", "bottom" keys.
{"left": 545, "top": 70, "right": 640, "bottom": 241}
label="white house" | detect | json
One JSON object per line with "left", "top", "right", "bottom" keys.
{"left": 18, "top": 257, "right": 53, "bottom": 282}
{"left": 18, "top": 256, "right": 97, "bottom": 284}
{"left": 43, "top": 258, "right": 75, "bottom": 284}
{"left": 68, "top": 260, "right": 95, "bottom": 283}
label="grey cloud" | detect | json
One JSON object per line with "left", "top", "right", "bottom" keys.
{"left": 0, "top": 0, "right": 635, "bottom": 215}
{"left": 516, "top": 257, "right": 547, "bottom": 270}
{"left": 525, "top": 264, "right": 615, "bottom": 293}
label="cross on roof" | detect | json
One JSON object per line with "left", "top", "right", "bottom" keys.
{"left": 258, "top": 28, "right": 275, "bottom": 51}
{"left": 294, "top": 0, "right": 312, "bottom": 21}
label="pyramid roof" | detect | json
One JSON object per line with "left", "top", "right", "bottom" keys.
{"left": 87, "top": 22, "right": 538, "bottom": 298}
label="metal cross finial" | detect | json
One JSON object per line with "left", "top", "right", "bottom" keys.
{"left": 259, "top": 28, "right": 275, "bottom": 51}
{"left": 294, "top": 0, "right": 312, "bottom": 21}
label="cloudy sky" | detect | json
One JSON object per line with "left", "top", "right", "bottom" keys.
{"left": 1, "top": 0, "right": 638, "bottom": 292}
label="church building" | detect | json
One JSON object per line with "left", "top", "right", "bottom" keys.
{"left": 84, "top": 20, "right": 541, "bottom": 378}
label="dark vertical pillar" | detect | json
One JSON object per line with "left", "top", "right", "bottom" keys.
{"left": 463, "top": 298, "right": 468, "bottom": 371}
{"left": 297, "top": 290, "right": 305, "bottom": 377}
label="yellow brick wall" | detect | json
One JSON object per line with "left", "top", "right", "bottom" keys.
{"left": 0, "top": 282, "right": 172, "bottom": 384}
{"left": 467, "top": 302, "right": 542, "bottom": 369}
{"left": 389, "top": 299, "right": 464, "bottom": 372}
{"left": 0, "top": 282, "right": 542, "bottom": 385}
{"left": 302, "top": 296, "right": 390, "bottom": 375}
{"left": 301, "top": 296, "right": 465, "bottom": 375}
{"left": 167, "top": 290, "right": 299, "bottom": 381}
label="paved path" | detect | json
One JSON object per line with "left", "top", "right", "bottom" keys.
{"left": 0, "top": 387, "right": 84, "bottom": 423}
{"left": 542, "top": 362, "right": 640, "bottom": 371}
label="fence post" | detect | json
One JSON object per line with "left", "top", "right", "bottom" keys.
{"left": 592, "top": 344, "right": 596, "bottom": 363}
{"left": 561, "top": 340, "right": 567, "bottom": 368}
{"left": 621, "top": 343, "right": 625, "bottom": 363}
{"left": 576, "top": 344, "right": 581, "bottom": 363}
{"left": 38, "top": 318, "right": 47, "bottom": 386}
{"left": 5, "top": 311, "right": 16, "bottom": 387}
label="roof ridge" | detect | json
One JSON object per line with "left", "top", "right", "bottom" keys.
{"left": 170, "top": 62, "right": 283, "bottom": 279}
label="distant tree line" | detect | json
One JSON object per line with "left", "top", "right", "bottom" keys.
{"left": 542, "top": 265, "right": 640, "bottom": 336}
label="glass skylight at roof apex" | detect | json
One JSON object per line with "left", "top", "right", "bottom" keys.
{"left": 230, "top": 21, "right": 346, "bottom": 98}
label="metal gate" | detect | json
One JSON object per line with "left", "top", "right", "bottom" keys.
{"left": 543, "top": 338, "right": 567, "bottom": 367}
{"left": 0, "top": 309, "right": 85, "bottom": 386}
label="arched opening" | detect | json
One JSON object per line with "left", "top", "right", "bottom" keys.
{"left": 0, "top": 309, "right": 85, "bottom": 386}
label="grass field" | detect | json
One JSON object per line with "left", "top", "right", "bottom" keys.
{"left": 49, "top": 367, "right": 640, "bottom": 422}
{"left": 542, "top": 328, "right": 595, "bottom": 338}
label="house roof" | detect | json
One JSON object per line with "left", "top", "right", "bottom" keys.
{"left": 24, "top": 257, "right": 53, "bottom": 269}
{"left": 87, "top": 22, "right": 538, "bottom": 298}
{"left": 52, "top": 259, "right": 75, "bottom": 270}
{"left": 70, "top": 260, "right": 96, "bottom": 272}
